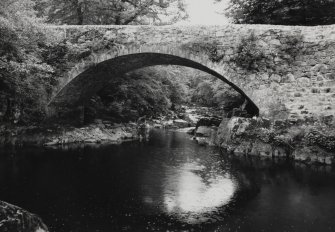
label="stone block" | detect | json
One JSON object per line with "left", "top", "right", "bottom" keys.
{"left": 316, "top": 73, "right": 324, "bottom": 81}
{"left": 269, "top": 39, "right": 281, "bottom": 46}
{"left": 311, "top": 64, "right": 328, "bottom": 73}
{"left": 261, "top": 73, "right": 269, "bottom": 81}
{"left": 270, "top": 74, "right": 282, "bottom": 82}
{"left": 298, "top": 77, "right": 310, "bottom": 84}
{"left": 325, "top": 73, "right": 334, "bottom": 80}
{"left": 283, "top": 73, "right": 295, "bottom": 82}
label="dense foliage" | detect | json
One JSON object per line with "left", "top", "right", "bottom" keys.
{"left": 225, "top": 0, "right": 335, "bottom": 25}
{"left": 87, "top": 66, "right": 243, "bottom": 122}
{"left": 34, "top": 0, "right": 187, "bottom": 25}
{"left": 90, "top": 67, "right": 184, "bottom": 121}
{"left": 0, "top": 0, "right": 60, "bottom": 124}
{"left": 232, "top": 33, "right": 264, "bottom": 71}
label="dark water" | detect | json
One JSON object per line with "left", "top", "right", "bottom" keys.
{"left": 1, "top": 129, "right": 335, "bottom": 232}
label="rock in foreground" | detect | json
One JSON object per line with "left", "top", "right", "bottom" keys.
{"left": 0, "top": 201, "right": 48, "bottom": 232}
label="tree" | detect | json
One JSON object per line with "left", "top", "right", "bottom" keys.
{"left": 0, "top": 0, "right": 57, "bottom": 123}
{"left": 191, "top": 82, "right": 215, "bottom": 106}
{"left": 92, "top": 67, "right": 176, "bottom": 121}
{"left": 35, "top": 0, "right": 187, "bottom": 25}
{"left": 224, "top": 0, "right": 335, "bottom": 25}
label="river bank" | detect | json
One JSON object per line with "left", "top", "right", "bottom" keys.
{"left": 0, "top": 122, "right": 139, "bottom": 147}
{"left": 158, "top": 110, "right": 335, "bottom": 166}
{"left": 216, "top": 116, "right": 335, "bottom": 166}
{"left": 0, "top": 106, "right": 216, "bottom": 147}
{"left": 1, "top": 106, "right": 334, "bottom": 166}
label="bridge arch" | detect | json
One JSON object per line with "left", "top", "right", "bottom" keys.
{"left": 49, "top": 47, "right": 259, "bottom": 117}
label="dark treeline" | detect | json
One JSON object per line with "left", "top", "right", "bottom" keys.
{"left": 221, "top": 0, "right": 335, "bottom": 25}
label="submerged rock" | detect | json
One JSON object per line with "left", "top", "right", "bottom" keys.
{"left": 0, "top": 201, "right": 49, "bottom": 232}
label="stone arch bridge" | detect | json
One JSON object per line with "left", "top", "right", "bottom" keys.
{"left": 47, "top": 24, "right": 335, "bottom": 119}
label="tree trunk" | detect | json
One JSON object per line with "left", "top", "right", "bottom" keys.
{"left": 77, "top": 1, "right": 84, "bottom": 25}
{"left": 115, "top": 16, "right": 121, "bottom": 25}
{"left": 301, "top": 0, "right": 307, "bottom": 25}
{"left": 3, "top": 97, "right": 12, "bottom": 122}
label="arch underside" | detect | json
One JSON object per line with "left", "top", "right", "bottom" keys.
{"left": 49, "top": 53, "right": 259, "bottom": 117}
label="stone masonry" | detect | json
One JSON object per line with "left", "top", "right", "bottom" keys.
{"left": 47, "top": 24, "right": 335, "bottom": 120}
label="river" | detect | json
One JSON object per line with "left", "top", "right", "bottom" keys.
{"left": 0, "top": 129, "right": 335, "bottom": 232}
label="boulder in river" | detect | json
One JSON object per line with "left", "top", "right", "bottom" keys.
{"left": 173, "top": 119, "right": 190, "bottom": 128}
{"left": 196, "top": 117, "right": 222, "bottom": 128}
{"left": 195, "top": 126, "right": 213, "bottom": 137}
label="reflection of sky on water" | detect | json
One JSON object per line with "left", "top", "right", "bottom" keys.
{"left": 162, "top": 161, "right": 236, "bottom": 222}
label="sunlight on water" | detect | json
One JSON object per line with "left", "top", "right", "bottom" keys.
{"left": 163, "top": 161, "right": 236, "bottom": 223}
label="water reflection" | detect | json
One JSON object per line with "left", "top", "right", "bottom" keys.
{"left": 136, "top": 130, "right": 239, "bottom": 225}
{"left": 163, "top": 162, "right": 235, "bottom": 219}
{"left": 162, "top": 160, "right": 236, "bottom": 223}
{"left": 1, "top": 130, "right": 335, "bottom": 232}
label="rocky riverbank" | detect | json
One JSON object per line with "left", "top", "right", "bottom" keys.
{"left": 149, "top": 106, "right": 224, "bottom": 146}
{"left": 216, "top": 117, "right": 335, "bottom": 165}
{"left": 0, "top": 122, "right": 139, "bottom": 147}
{"left": 0, "top": 201, "right": 49, "bottom": 232}
{"left": 0, "top": 106, "right": 213, "bottom": 147}
{"left": 2, "top": 105, "right": 334, "bottom": 166}
{"left": 44, "top": 122, "right": 139, "bottom": 146}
